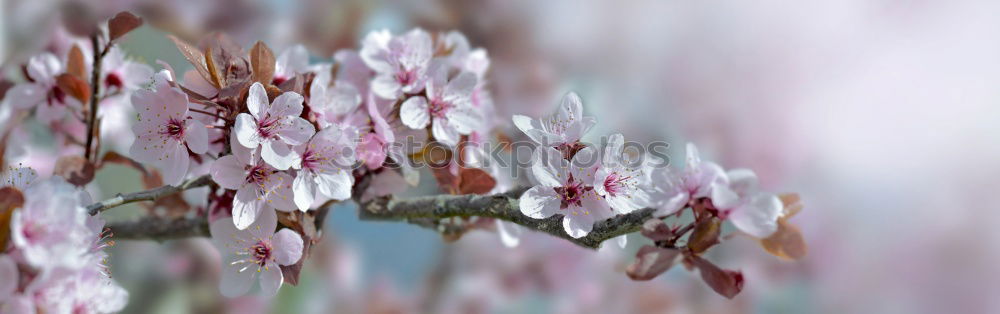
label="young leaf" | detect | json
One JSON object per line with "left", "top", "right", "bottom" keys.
{"left": 0, "top": 187, "right": 26, "bottom": 249}
{"left": 759, "top": 218, "right": 807, "bottom": 260}
{"left": 640, "top": 219, "right": 673, "bottom": 241}
{"left": 250, "top": 41, "right": 276, "bottom": 84}
{"left": 108, "top": 11, "right": 143, "bottom": 42}
{"left": 67, "top": 45, "right": 87, "bottom": 80}
{"left": 56, "top": 73, "right": 90, "bottom": 103}
{"left": 167, "top": 35, "right": 214, "bottom": 88}
{"left": 458, "top": 168, "right": 496, "bottom": 195}
{"left": 688, "top": 255, "right": 744, "bottom": 299}
{"left": 778, "top": 193, "right": 803, "bottom": 218}
{"left": 687, "top": 218, "right": 721, "bottom": 254}
{"left": 54, "top": 156, "right": 95, "bottom": 187}
{"left": 626, "top": 245, "right": 680, "bottom": 281}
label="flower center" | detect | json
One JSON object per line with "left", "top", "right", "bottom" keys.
{"left": 429, "top": 99, "right": 451, "bottom": 118}
{"left": 602, "top": 171, "right": 635, "bottom": 197}
{"left": 160, "top": 117, "right": 186, "bottom": 141}
{"left": 250, "top": 241, "right": 272, "bottom": 266}
{"left": 246, "top": 164, "right": 270, "bottom": 186}
{"left": 395, "top": 69, "right": 416, "bottom": 86}
{"left": 272, "top": 75, "right": 288, "bottom": 86}
{"left": 554, "top": 173, "right": 592, "bottom": 209}
{"left": 300, "top": 145, "right": 330, "bottom": 172}
{"left": 104, "top": 72, "right": 124, "bottom": 90}
{"left": 256, "top": 115, "right": 282, "bottom": 139}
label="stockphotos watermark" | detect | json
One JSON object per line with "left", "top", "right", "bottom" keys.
{"left": 329, "top": 135, "right": 674, "bottom": 179}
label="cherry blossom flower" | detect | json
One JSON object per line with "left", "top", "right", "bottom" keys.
{"left": 512, "top": 92, "right": 596, "bottom": 148}
{"left": 9, "top": 177, "right": 93, "bottom": 270}
{"left": 101, "top": 46, "right": 154, "bottom": 95}
{"left": 360, "top": 29, "right": 434, "bottom": 99}
{"left": 710, "top": 169, "right": 782, "bottom": 238}
{"left": 399, "top": 71, "right": 481, "bottom": 146}
{"left": 1, "top": 165, "right": 37, "bottom": 190}
{"left": 6, "top": 53, "right": 81, "bottom": 123}
{"left": 309, "top": 63, "right": 361, "bottom": 120}
{"left": 210, "top": 208, "right": 303, "bottom": 297}
{"left": 520, "top": 146, "right": 614, "bottom": 238}
{"left": 273, "top": 44, "right": 310, "bottom": 85}
{"left": 234, "top": 82, "right": 316, "bottom": 170}
{"left": 210, "top": 139, "right": 297, "bottom": 230}
{"left": 594, "top": 134, "right": 652, "bottom": 214}
{"left": 0, "top": 256, "right": 16, "bottom": 302}
{"left": 646, "top": 143, "right": 728, "bottom": 216}
{"left": 291, "top": 126, "right": 358, "bottom": 210}
{"left": 129, "top": 74, "right": 209, "bottom": 186}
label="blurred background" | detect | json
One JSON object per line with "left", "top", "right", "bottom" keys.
{"left": 4, "top": 0, "right": 1000, "bottom": 313}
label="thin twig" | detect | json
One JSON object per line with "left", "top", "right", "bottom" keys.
{"left": 107, "top": 216, "right": 210, "bottom": 241}
{"left": 84, "top": 34, "right": 103, "bottom": 161}
{"left": 86, "top": 175, "right": 212, "bottom": 215}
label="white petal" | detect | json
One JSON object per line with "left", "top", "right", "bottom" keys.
{"left": 400, "top": 96, "right": 430, "bottom": 129}
{"left": 219, "top": 255, "right": 256, "bottom": 297}
{"left": 512, "top": 114, "right": 559, "bottom": 145}
{"left": 265, "top": 172, "right": 297, "bottom": 212}
{"left": 261, "top": 141, "right": 300, "bottom": 171}
{"left": 272, "top": 228, "right": 304, "bottom": 265}
{"left": 445, "top": 106, "right": 481, "bottom": 134}
{"left": 726, "top": 168, "right": 759, "bottom": 195}
{"left": 159, "top": 143, "right": 190, "bottom": 186}
{"left": 431, "top": 118, "right": 460, "bottom": 147}
{"left": 531, "top": 147, "right": 567, "bottom": 187}
{"left": 569, "top": 146, "right": 599, "bottom": 180}
{"left": 371, "top": 74, "right": 401, "bottom": 99}
{"left": 270, "top": 92, "right": 305, "bottom": 118}
{"left": 443, "top": 72, "right": 477, "bottom": 102}
{"left": 275, "top": 45, "right": 310, "bottom": 77}
{"left": 258, "top": 266, "right": 284, "bottom": 297}
{"left": 247, "top": 82, "right": 269, "bottom": 119}
{"left": 729, "top": 193, "right": 782, "bottom": 238}
{"left": 616, "top": 235, "right": 628, "bottom": 249}
{"left": 603, "top": 133, "right": 625, "bottom": 165}
{"left": 211, "top": 155, "right": 247, "bottom": 190}
{"left": 710, "top": 183, "right": 741, "bottom": 210}
{"left": 562, "top": 213, "right": 596, "bottom": 239}
{"left": 233, "top": 186, "right": 263, "bottom": 230}
{"left": 315, "top": 170, "right": 353, "bottom": 201}
{"left": 495, "top": 220, "right": 522, "bottom": 248}
{"left": 0, "top": 255, "right": 16, "bottom": 301}
{"left": 185, "top": 119, "right": 209, "bottom": 154}
{"left": 234, "top": 113, "right": 260, "bottom": 148}
{"left": 519, "top": 186, "right": 561, "bottom": 219}
{"left": 292, "top": 171, "right": 316, "bottom": 211}
{"left": 7, "top": 84, "right": 45, "bottom": 109}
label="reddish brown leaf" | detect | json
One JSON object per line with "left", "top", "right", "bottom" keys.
{"left": 54, "top": 156, "right": 95, "bottom": 186}
{"left": 56, "top": 74, "right": 91, "bottom": 103}
{"left": 167, "top": 35, "right": 213, "bottom": 87}
{"left": 205, "top": 33, "right": 250, "bottom": 87}
{"left": 204, "top": 46, "right": 223, "bottom": 88}
{"left": 67, "top": 45, "right": 87, "bottom": 80}
{"left": 0, "top": 187, "right": 26, "bottom": 248}
{"left": 430, "top": 166, "right": 458, "bottom": 194}
{"left": 108, "top": 11, "right": 143, "bottom": 42}
{"left": 688, "top": 255, "right": 744, "bottom": 299}
{"left": 626, "top": 245, "right": 680, "bottom": 281}
{"left": 640, "top": 218, "right": 674, "bottom": 241}
{"left": 687, "top": 218, "right": 721, "bottom": 254}
{"left": 778, "top": 193, "right": 803, "bottom": 218}
{"left": 249, "top": 41, "right": 276, "bottom": 84}
{"left": 458, "top": 168, "right": 496, "bottom": 195}
{"left": 759, "top": 218, "right": 808, "bottom": 261}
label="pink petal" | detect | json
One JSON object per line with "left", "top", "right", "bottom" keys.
{"left": 27, "top": 53, "right": 61, "bottom": 83}
{"left": 0, "top": 255, "right": 16, "bottom": 301}
{"left": 257, "top": 265, "right": 283, "bottom": 297}
{"left": 261, "top": 141, "right": 299, "bottom": 171}
{"left": 562, "top": 211, "right": 596, "bottom": 239}
{"left": 272, "top": 228, "right": 304, "bottom": 266}
{"left": 400, "top": 96, "right": 430, "bottom": 129}
{"left": 292, "top": 171, "right": 315, "bottom": 211}
{"left": 269, "top": 92, "right": 304, "bottom": 118}
{"left": 729, "top": 194, "right": 782, "bottom": 238}
{"left": 159, "top": 143, "right": 190, "bottom": 186}
{"left": 247, "top": 82, "right": 269, "bottom": 119}
{"left": 315, "top": 170, "right": 353, "bottom": 201}
{"left": 531, "top": 147, "right": 567, "bottom": 187}
{"left": 185, "top": 119, "right": 209, "bottom": 154}
{"left": 7, "top": 84, "right": 45, "bottom": 109}
{"left": 276, "top": 117, "right": 315, "bottom": 146}
{"left": 210, "top": 155, "right": 247, "bottom": 190}
{"left": 444, "top": 106, "right": 481, "bottom": 134}
{"left": 219, "top": 256, "right": 255, "bottom": 297}
{"left": 431, "top": 118, "right": 460, "bottom": 147}
{"left": 443, "top": 72, "right": 476, "bottom": 101}
{"left": 265, "top": 172, "right": 297, "bottom": 212}
{"left": 233, "top": 185, "right": 264, "bottom": 230}
{"left": 371, "top": 74, "right": 401, "bottom": 99}
{"left": 519, "top": 186, "right": 561, "bottom": 219}
{"left": 234, "top": 113, "right": 261, "bottom": 149}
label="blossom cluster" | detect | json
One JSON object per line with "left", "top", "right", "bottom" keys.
{"left": 0, "top": 9, "right": 804, "bottom": 305}
{"left": 515, "top": 93, "right": 783, "bottom": 239}
{"left": 0, "top": 167, "right": 127, "bottom": 313}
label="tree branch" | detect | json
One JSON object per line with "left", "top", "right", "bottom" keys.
{"left": 84, "top": 34, "right": 102, "bottom": 161}
{"left": 87, "top": 175, "right": 212, "bottom": 215}
{"left": 357, "top": 187, "right": 656, "bottom": 249}
{"left": 108, "top": 216, "right": 209, "bottom": 242}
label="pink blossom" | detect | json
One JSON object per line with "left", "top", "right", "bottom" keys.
{"left": 9, "top": 177, "right": 93, "bottom": 270}
{"left": 646, "top": 143, "right": 728, "bottom": 216}
{"left": 512, "top": 92, "right": 596, "bottom": 148}
{"left": 209, "top": 208, "right": 303, "bottom": 297}
{"left": 234, "top": 82, "right": 316, "bottom": 170}
{"left": 128, "top": 74, "right": 209, "bottom": 186}
{"left": 210, "top": 139, "right": 297, "bottom": 230}
{"left": 2, "top": 165, "right": 37, "bottom": 190}
{"left": 272, "top": 45, "right": 310, "bottom": 85}
{"left": 291, "top": 126, "right": 358, "bottom": 210}
{"left": 6, "top": 53, "right": 81, "bottom": 123}
{"left": 593, "top": 134, "right": 652, "bottom": 214}
{"left": 710, "top": 169, "right": 782, "bottom": 238}
{"left": 0, "top": 256, "right": 16, "bottom": 302}
{"left": 519, "top": 146, "right": 614, "bottom": 238}
{"left": 361, "top": 29, "right": 434, "bottom": 99}
{"left": 100, "top": 46, "right": 154, "bottom": 95}
{"left": 308, "top": 63, "right": 361, "bottom": 120}
{"left": 399, "top": 70, "right": 481, "bottom": 146}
